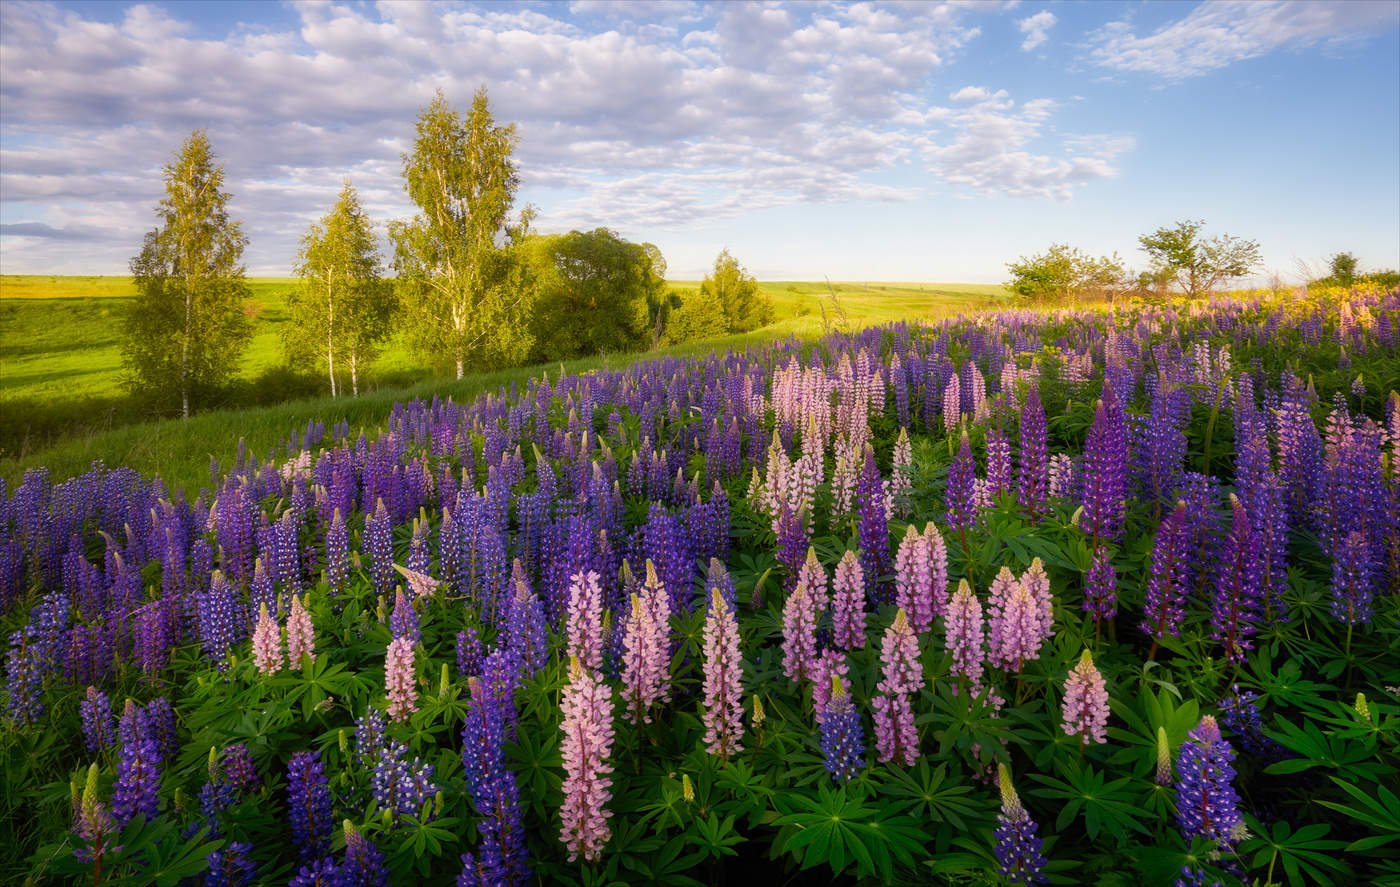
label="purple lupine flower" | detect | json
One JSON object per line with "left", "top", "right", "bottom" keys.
{"left": 365, "top": 499, "right": 395, "bottom": 598}
{"left": 1276, "top": 373, "right": 1323, "bottom": 523}
{"left": 567, "top": 570, "right": 605, "bottom": 674}
{"left": 987, "top": 568, "right": 1046, "bottom": 672}
{"left": 872, "top": 609, "right": 921, "bottom": 765}
{"left": 945, "top": 579, "right": 985, "bottom": 689}
{"left": 80, "top": 686, "right": 115, "bottom": 754}
{"left": 1082, "top": 544, "right": 1118, "bottom": 629}
{"left": 504, "top": 563, "right": 548, "bottom": 675}
{"left": 385, "top": 636, "right": 418, "bottom": 722}
{"left": 144, "top": 696, "right": 178, "bottom": 763}
{"left": 460, "top": 677, "right": 529, "bottom": 886}
{"left": 389, "top": 588, "right": 420, "bottom": 644}
{"left": 456, "top": 627, "right": 483, "bottom": 679}
{"left": 1210, "top": 495, "right": 1263, "bottom": 665}
{"left": 831, "top": 549, "right": 867, "bottom": 650}
{"left": 112, "top": 699, "right": 160, "bottom": 825}
{"left": 701, "top": 588, "right": 745, "bottom": 759}
{"left": 1330, "top": 529, "right": 1374, "bottom": 626}
{"left": 289, "top": 857, "right": 341, "bottom": 887}
{"left": 995, "top": 764, "right": 1047, "bottom": 886}
{"left": 134, "top": 599, "right": 170, "bottom": 679}
{"left": 1080, "top": 385, "right": 1128, "bottom": 543}
{"left": 343, "top": 820, "right": 389, "bottom": 887}
{"left": 370, "top": 739, "right": 437, "bottom": 820}
{"left": 781, "top": 579, "right": 819, "bottom": 684}
{"left": 1175, "top": 716, "right": 1244, "bottom": 850}
{"left": 287, "top": 750, "right": 333, "bottom": 860}
{"left": 1061, "top": 649, "right": 1110, "bottom": 746}
{"left": 945, "top": 430, "right": 978, "bottom": 534}
{"left": 856, "top": 445, "right": 890, "bottom": 599}
{"left": 559, "top": 657, "right": 615, "bottom": 863}
{"left": 198, "top": 570, "right": 244, "bottom": 667}
{"left": 1217, "top": 684, "right": 1286, "bottom": 761}
{"left": 206, "top": 841, "right": 257, "bottom": 887}
{"left": 706, "top": 558, "right": 737, "bottom": 613}
{"left": 1017, "top": 386, "right": 1049, "bottom": 519}
{"left": 986, "top": 425, "right": 1012, "bottom": 500}
{"left": 325, "top": 509, "right": 349, "bottom": 596}
{"left": 1141, "top": 501, "right": 1190, "bottom": 643}
{"left": 820, "top": 676, "right": 865, "bottom": 784}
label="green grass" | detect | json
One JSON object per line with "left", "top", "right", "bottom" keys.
{"left": 0, "top": 275, "right": 1007, "bottom": 496}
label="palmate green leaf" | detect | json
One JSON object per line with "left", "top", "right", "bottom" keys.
{"left": 1316, "top": 777, "right": 1400, "bottom": 851}
{"left": 1028, "top": 762, "right": 1148, "bottom": 843}
{"left": 1240, "top": 817, "right": 1349, "bottom": 887}
{"left": 1263, "top": 716, "right": 1383, "bottom": 780}
{"left": 874, "top": 760, "right": 981, "bottom": 830}
{"left": 772, "top": 782, "right": 924, "bottom": 882}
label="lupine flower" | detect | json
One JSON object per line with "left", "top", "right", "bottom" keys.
{"left": 1082, "top": 544, "right": 1118, "bottom": 628}
{"left": 343, "top": 821, "right": 390, "bottom": 887}
{"left": 986, "top": 425, "right": 1012, "bottom": 499}
{"left": 701, "top": 588, "right": 745, "bottom": 759}
{"left": 707, "top": 558, "right": 738, "bottom": 612}
{"left": 394, "top": 563, "right": 444, "bottom": 600}
{"left": 112, "top": 699, "right": 160, "bottom": 825}
{"left": 1080, "top": 386, "right": 1128, "bottom": 543}
{"left": 559, "top": 657, "right": 615, "bottom": 863}
{"left": 856, "top": 446, "right": 890, "bottom": 597}
{"left": 894, "top": 523, "right": 947, "bottom": 635}
{"left": 6, "top": 633, "right": 45, "bottom": 727}
{"left": 1019, "top": 558, "right": 1055, "bottom": 645}
{"left": 621, "top": 563, "right": 672, "bottom": 723}
{"left": 389, "top": 588, "right": 420, "bottom": 644}
{"left": 80, "top": 685, "right": 115, "bottom": 754}
{"left": 832, "top": 549, "right": 867, "bottom": 650}
{"left": 945, "top": 430, "right": 978, "bottom": 533}
{"left": 385, "top": 636, "right": 418, "bottom": 722}
{"left": 286, "top": 594, "right": 315, "bottom": 667}
{"left": 811, "top": 649, "right": 851, "bottom": 721}
{"left": 251, "top": 602, "right": 284, "bottom": 676}
{"left": 205, "top": 840, "right": 257, "bottom": 887}
{"left": 945, "top": 579, "right": 985, "bottom": 688}
{"left": 1330, "top": 529, "right": 1374, "bottom": 626}
{"left": 456, "top": 627, "right": 483, "bottom": 680}
{"left": 370, "top": 737, "right": 438, "bottom": 821}
{"left": 73, "top": 763, "right": 118, "bottom": 864}
{"left": 796, "top": 546, "right": 830, "bottom": 614}
{"left": 781, "top": 580, "right": 819, "bottom": 684}
{"left": 365, "top": 499, "right": 395, "bottom": 597}
{"left": 1141, "top": 501, "right": 1190, "bottom": 642}
{"left": 820, "top": 675, "right": 865, "bottom": 784}
{"left": 1017, "top": 386, "right": 1049, "bottom": 519}
{"left": 872, "top": 609, "right": 921, "bottom": 765}
{"left": 1210, "top": 495, "right": 1263, "bottom": 665}
{"left": 325, "top": 509, "right": 349, "bottom": 596}
{"left": 995, "top": 763, "right": 1047, "bottom": 885}
{"left": 567, "top": 570, "right": 605, "bottom": 673}
{"left": 1175, "top": 716, "right": 1244, "bottom": 850}
{"left": 987, "top": 569, "right": 1045, "bottom": 672}
{"left": 1048, "top": 453, "right": 1077, "bottom": 500}
{"left": 1061, "top": 649, "right": 1110, "bottom": 746}
{"left": 460, "top": 677, "right": 529, "bottom": 885}
{"left": 889, "top": 427, "right": 914, "bottom": 517}
{"left": 198, "top": 570, "right": 244, "bottom": 667}
{"left": 289, "top": 857, "right": 341, "bottom": 887}
{"left": 287, "top": 751, "right": 333, "bottom": 860}
{"left": 1155, "top": 726, "right": 1173, "bottom": 786}
{"left": 942, "top": 372, "right": 962, "bottom": 432}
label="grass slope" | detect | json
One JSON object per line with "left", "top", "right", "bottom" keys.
{"left": 0, "top": 275, "right": 1006, "bottom": 495}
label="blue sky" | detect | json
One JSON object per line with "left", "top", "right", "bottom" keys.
{"left": 1, "top": 0, "right": 1396, "bottom": 282}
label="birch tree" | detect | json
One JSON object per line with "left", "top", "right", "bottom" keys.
{"left": 389, "top": 88, "right": 533, "bottom": 377}
{"left": 125, "top": 130, "right": 251, "bottom": 418}
{"left": 289, "top": 182, "right": 395, "bottom": 396}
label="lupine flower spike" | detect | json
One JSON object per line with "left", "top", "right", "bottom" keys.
{"left": 251, "top": 602, "right": 284, "bottom": 676}
{"left": 995, "top": 763, "right": 1047, "bottom": 885}
{"left": 701, "top": 588, "right": 744, "bottom": 759}
{"left": 559, "top": 656, "right": 615, "bottom": 863}
{"left": 1175, "top": 716, "right": 1244, "bottom": 851}
{"left": 820, "top": 675, "right": 865, "bottom": 783}
{"left": 1061, "top": 649, "right": 1110, "bottom": 746}
{"left": 286, "top": 594, "right": 314, "bottom": 668}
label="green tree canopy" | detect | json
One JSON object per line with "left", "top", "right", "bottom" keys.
{"left": 389, "top": 88, "right": 532, "bottom": 378}
{"left": 701, "top": 249, "right": 772, "bottom": 334}
{"left": 289, "top": 182, "right": 396, "bottom": 397}
{"left": 523, "top": 228, "right": 665, "bottom": 361}
{"left": 1005, "top": 243, "right": 1125, "bottom": 305}
{"left": 1327, "top": 252, "right": 1359, "bottom": 286}
{"left": 125, "top": 129, "right": 251, "bottom": 418}
{"left": 1138, "top": 220, "right": 1261, "bottom": 298}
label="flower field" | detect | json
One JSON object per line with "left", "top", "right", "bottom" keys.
{"left": 3, "top": 289, "right": 1398, "bottom": 886}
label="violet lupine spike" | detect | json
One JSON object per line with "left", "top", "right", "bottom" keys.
{"left": 73, "top": 763, "right": 118, "bottom": 865}
{"left": 820, "top": 675, "right": 865, "bottom": 784}
{"left": 706, "top": 558, "right": 737, "bottom": 613}
{"left": 1330, "top": 529, "right": 1374, "bottom": 626}
{"left": 285, "top": 594, "right": 315, "bottom": 667}
{"left": 567, "top": 570, "right": 605, "bottom": 674}
{"left": 325, "top": 509, "right": 349, "bottom": 597}
{"left": 286, "top": 750, "right": 333, "bottom": 861}
{"left": 831, "top": 550, "right": 867, "bottom": 650}
{"left": 780, "top": 579, "right": 819, "bottom": 684}
{"left": 251, "top": 602, "right": 284, "bottom": 676}
{"left": 1141, "top": 501, "right": 1190, "bottom": 643}
{"left": 80, "top": 685, "right": 116, "bottom": 754}
{"left": 1175, "top": 715, "right": 1244, "bottom": 851}
{"left": 365, "top": 499, "right": 395, "bottom": 598}
{"left": 995, "top": 764, "right": 1048, "bottom": 886}
{"left": 343, "top": 820, "right": 390, "bottom": 887}
{"left": 389, "top": 588, "right": 420, "bottom": 644}
{"left": 112, "top": 699, "right": 160, "bottom": 826}
{"left": 987, "top": 568, "right": 1045, "bottom": 672}
{"left": 1061, "top": 649, "right": 1110, "bottom": 746}
{"left": 872, "top": 608, "right": 922, "bottom": 766}
{"left": 701, "top": 588, "right": 745, "bottom": 760}
{"left": 1079, "top": 385, "right": 1129, "bottom": 543}
{"left": 385, "top": 636, "right": 418, "bottom": 723}
{"left": 945, "top": 579, "right": 985, "bottom": 689}
{"left": 559, "top": 657, "right": 615, "bottom": 864}
{"left": 855, "top": 445, "right": 890, "bottom": 600}
{"left": 945, "top": 430, "right": 978, "bottom": 534}
{"left": 460, "top": 678, "right": 529, "bottom": 886}
{"left": 1082, "top": 544, "right": 1118, "bottom": 629}
{"left": 198, "top": 570, "right": 243, "bottom": 667}
{"left": 1210, "top": 494, "right": 1263, "bottom": 665}
{"left": 1017, "top": 386, "right": 1049, "bottom": 520}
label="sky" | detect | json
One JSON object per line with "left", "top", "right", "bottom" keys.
{"left": 1, "top": 0, "right": 1397, "bottom": 282}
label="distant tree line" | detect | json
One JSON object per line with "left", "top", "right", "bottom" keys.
{"left": 122, "top": 89, "right": 774, "bottom": 415}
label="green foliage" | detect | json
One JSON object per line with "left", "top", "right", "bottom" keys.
{"left": 389, "top": 88, "right": 532, "bottom": 378}
{"left": 289, "top": 182, "right": 396, "bottom": 397}
{"left": 700, "top": 249, "right": 773, "bottom": 334}
{"left": 124, "top": 130, "right": 251, "bottom": 418}
{"left": 663, "top": 289, "right": 729, "bottom": 345}
{"left": 523, "top": 228, "right": 665, "bottom": 361}
{"left": 1138, "top": 219, "right": 1262, "bottom": 297}
{"left": 1005, "top": 243, "right": 1125, "bottom": 305}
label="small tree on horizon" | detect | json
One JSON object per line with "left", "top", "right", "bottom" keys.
{"left": 125, "top": 130, "right": 251, "bottom": 418}
{"left": 1138, "top": 219, "right": 1261, "bottom": 298}
{"left": 1006, "top": 243, "right": 1125, "bottom": 305}
{"left": 289, "top": 181, "right": 395, "bottom": 397}
{"left": 701, "top": 249, "right": 772, "bottom": 334}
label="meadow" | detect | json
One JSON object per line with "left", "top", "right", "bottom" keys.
{"left": 1, "top": 283, "right": 1396, "bottom": 886}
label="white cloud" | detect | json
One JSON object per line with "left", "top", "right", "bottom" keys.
{"left": 1017, "top": 10, "right": 1056, "bottom": 51}
{"left": 0, "top": 1, "right": 1125, "bottom": 274}
{"left": 1088, "top": 0, "right": 1399, "bottom": 79}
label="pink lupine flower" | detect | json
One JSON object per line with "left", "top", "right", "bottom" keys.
{"left": 924, "top": 523, "right": 950, "bottom": 620}
{"left": 832, "top": 550, "right": 867, "bottom": 650}
{"left": 1061, "top": 649, "right": 1109, "bottom": 746}
{"left": 385, "top": 636, "right": 418, "bottom": 722}
{"left": 895, "top": 522, "right": 946, "bottom": 633}
{"left": 987, "top": 568, "right": 1045, "bottom": 672}
{"left": 872, "top": 609, "right": 922, "bottom": 765}
{"left": 701, "top": 589, "right": 744, "bottom": 759}
{"left": 781, "top": 580, "right": 818, "bottom": 683}
{"left": 251, "top": 602, "right": 284, "bottom": 676}
{"left": 1019, "top": 558, "right": 1055, "bottom": 644}
{"left": 621, "top": 562, "right": 672, "bottom": 724}
{"left": 942, "top": 373, "right": 962, "bottom": 433}
{"left": 285, "top": 594, "right": 315, "bottom": 668}
{"left": 559, "top": 657, "right": 615, "bottom": 863}
{"left": 567, "top": 570, "right": 605, "bottom": 673}
{"left": 393, "top": 563, "right": 443, "bottom": 599}
{"left": 946, "top": 579, "right": 985, "bottom": 688}
{"left": 797, "top": 546, "right": 830, "bottom": 614}
{"left": 811, "top": 648, "right": 851, "bottom": 722}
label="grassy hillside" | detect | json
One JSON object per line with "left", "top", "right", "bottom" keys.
{"left": 0, "top": 275, "right": 1006, "bottom": 494}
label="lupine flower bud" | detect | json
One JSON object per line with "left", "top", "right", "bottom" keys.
{"left": 1155, "top": 726, "right": 1172, "bottom": 785}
